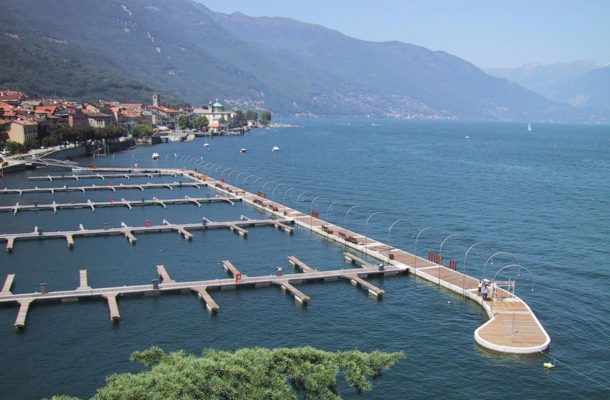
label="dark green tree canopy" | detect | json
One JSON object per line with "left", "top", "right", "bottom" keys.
{"left": 193, "top": 115, "right": 209, "bottom": 131}
{"left": 49, "top": 346, "right": 404, "bottom": 400}
{"left": 260, "top": 110, "right": 272, "bottom": 125}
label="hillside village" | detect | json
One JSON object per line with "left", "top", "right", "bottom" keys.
{"left": 0, "top": 90, "right": 270, "bottom": 155}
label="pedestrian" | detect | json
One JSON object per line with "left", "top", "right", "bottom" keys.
{"left": 477, "top": 279, "right": 482, "bottom": 295}
{"left": 481, "top": 284, "right": 489, "bottom": 301}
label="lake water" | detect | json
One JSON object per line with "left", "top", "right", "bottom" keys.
{"left": 0, "top": 119, "right": 608, "bottom": 399}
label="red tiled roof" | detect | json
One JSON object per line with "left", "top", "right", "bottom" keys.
{"left": 0, "top": 90, "right": 24, "bottom": 102}
{"left": 35, "top": 105, "right": 57, "bottom": 115}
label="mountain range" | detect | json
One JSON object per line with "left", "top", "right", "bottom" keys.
{"left": 0, "top": 0, "right": 605, "bottom": 122}
{"left": 486, "top": 61, "right": 610, "bottom": 114}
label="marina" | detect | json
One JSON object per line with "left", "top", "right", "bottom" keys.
{"left": 0, "top": 166, "right": 550, "bottom": 355}
{"left": 0, "top": 121, "right": 607, "bottom": 400}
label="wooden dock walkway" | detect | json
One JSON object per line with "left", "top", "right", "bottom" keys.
{"left": 0, "top": 196, "right": 238, "bottom": 214}
{"left": 28, "top": 172, "right": 183, "bottom": 181}
{"left": 182, "top": 169, "right": 551, "bottom": 355}
{"left": 0, "top": 217, "right": 290, "bottom": 252}
{"left": 0, "top": 181, "right": 203, "bottom": 196}
{"left": 2, "top": 167, "right": 550, "bottom": 354}
{"left": 0, "top": 261, "right": 402, "bottom": 329}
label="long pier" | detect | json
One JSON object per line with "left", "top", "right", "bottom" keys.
{"left": 0, "top": 167, "right": 550, "bottom": 354}
{"left": 0, "top": 217, "right": 289, "bottom": 252}
{"left": 176, "top": 168, "right": 551, "bottom": 355}
{"left": 1, "top": 195, "right": 238, "bottom": 214}
{"left": 0, "top": 181, "right": 203, "bottom": 196}
{"left": 0, "top": 257, "right": 398, "bottom": 328}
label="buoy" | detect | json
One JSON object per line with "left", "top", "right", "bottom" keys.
{"left": 240, "top": 148, "right": 247, "bottom": 153}
{"left": 272, "top": 146, "right": 280, "bottom": 152}
{"left": 543, "top": 362, "right": 555, "bottom": 369}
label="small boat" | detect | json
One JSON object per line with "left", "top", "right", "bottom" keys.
{"left": 151, "top": 152, "right": 160, "bottom": 160}
{"left": 240, "top": 148, "right": 247, "bottom": 153}
{"left": 464, "top": 135, "right": 470, "bottom": 139}
{"left": 272, "top": 146, "right": 280, "bottom": 152}
{"left": 203, "top": 143, "right": 209, "bottom": 148}
{"left": 528, "top": 123, "right": 533, "bottom": 132}
{"left": 186, "top": 133, "right": 196, "bottom": 141}
{"left": 543, "top": 362, "right": 555, "bottom": 369}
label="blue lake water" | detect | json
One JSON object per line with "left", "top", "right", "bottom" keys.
{"left": 0, "top": 119, "right": 609, "bottom": 399}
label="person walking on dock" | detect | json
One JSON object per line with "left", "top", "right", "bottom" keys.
{"left": 481, "top": 283, "right": 489, "bottom": 301}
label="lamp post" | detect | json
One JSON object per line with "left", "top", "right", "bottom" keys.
{"left": 491, "top": 264, "right": 533, "bottom": 319}
{"left": 271, "top": 183, "right": 283, "bottom": 200}
{"left": 243, "top": 174, "right": 256, "bottom": 185}
{"left": 414, "top": 226, "right": 439, "bottom": 278}
{"left": 221, "top": 167, "right": 232, "bottom": 178}
{"left": 344, "top": 205, "right": 362, "bottom": 248}
{"left": 387, "top": 218, "right": 410, "bottom": 248}
{"left": 364, "top": 211, "right": 383, "bottom": 259}
{"left": 262, "top": 180, "right": 274, "bottom": 192}
{"left": 438, "top": 234, "right": 462, "bottom": 284}
{"left": 326, "top": 200, "right": 339, "bottom": 221}
{"left": 462, "top": 242, "right": 490, "bottom": 297}
{"left": 483, "top": 251, "right": 518, "bottom": 280}
{"left": 234, "top": 172, "right": 246, "bottom": 183}
{"left": 283, "top": 187, "right": 295, "bottom": 203}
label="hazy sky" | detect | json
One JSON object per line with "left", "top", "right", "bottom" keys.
{"left": 198, "top": 0, "right": 610, "bottom": 68}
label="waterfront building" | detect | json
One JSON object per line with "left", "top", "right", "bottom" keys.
{"left": 6, "top": 120, "right": 38, "bottom": 144}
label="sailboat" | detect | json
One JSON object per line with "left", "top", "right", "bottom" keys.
{"left": 527, "top": 123, "right": 533, "bottom": 132}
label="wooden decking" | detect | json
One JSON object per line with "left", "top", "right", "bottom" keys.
{"left": 188, "top": 169, "right": 550, "bottom": 355}
{"left": 0, "top": 167, "right": 550, "bottom": 354}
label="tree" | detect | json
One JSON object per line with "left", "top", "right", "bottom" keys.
{"left": 245, "top": 109, "right": 258, "bottom": 122}
{"left": 260, "top": 110, "right": 272, "bottom": 125}
{"left": 42, "top": 135, "right": 59, "bottom": 147}
{"left": 48, "top": 346, "right": 404, "bottom": 400}
{"left": 232, "top": 110, "right": 247, "bottom": 128}
{"left": 23, "top": 138, "right": 40, "bottom": 150}
{"left": 5, "top": 140, "right": 25, "bottom": 154}
{"left": 193, "top": 115, "right": 209, "bottom": 131}
{"left": 177, "top": 114, "right": 192, "bottom": 130}
{"left": 131, "top": 124, "right": 153, "bottom": 138}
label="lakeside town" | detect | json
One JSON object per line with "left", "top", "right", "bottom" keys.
{"left": 0, "top": 90, "right": 273, "bottom": 169}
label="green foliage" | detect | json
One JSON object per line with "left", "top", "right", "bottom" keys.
{"left": 23, "top": 138, "right": 40, "bottom": 150}
{"left": 193, "top": 115, "right": 209, "bottom": 131}
{"left": 5, "top": 140, "right": 25, "bottom": 154}
{"left": 131, "top": 124, "right": 153, "bottom": 138}
{"left": 52, "top": 346, "right": 404, "bottom": 400}
{"left": 260, "top": 110, "right": 272, "bottom": 125}
{"left": 231, "top": 110, "right": 247, "bottom": 128}
{"left": 245, "top": 109, "right": 258, "bottom": 122}
{"left": 177, "top": 114, "right": 193, "bottom": 130}
{"left": 41, "top": 135, "right": 59, "bottom": 147}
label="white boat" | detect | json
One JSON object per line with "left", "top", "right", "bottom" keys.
{"left": 240, "top": 148, "right": 247, "bottom": 153}
{"left": 528, "top": 123, "right": 533, "bottom": 132}
{"left": 151, "top": 152, "right": 160, "bottom": 160}
{"left": 186, "top": 134, "right": 196, "bottom": 141}
{"left": 464, "top": 135, "right": 470, "bottom": 139}
{"left": 203, "top": 143, "right": 210, "bottom": 148}
{"left": 272, "top": 146, "right": 280, "bottom": 152}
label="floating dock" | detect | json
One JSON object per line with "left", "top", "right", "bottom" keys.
{"left": 0, "top": 167, "right": 550, "bottom": 354}
{"left": 0, "top": 217, "right": 288, "bottom": 252}
{"left": 0, "top": 258, "right": 398, "bottom": 328}
{"left": 0, "top": 181, "right": 203, "bottom": 196}
{"left": 0, "top": 196, "right": 238, "bottom": 214}
{"left": 177, "top": 168, "right": 551, "bottom": 355}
